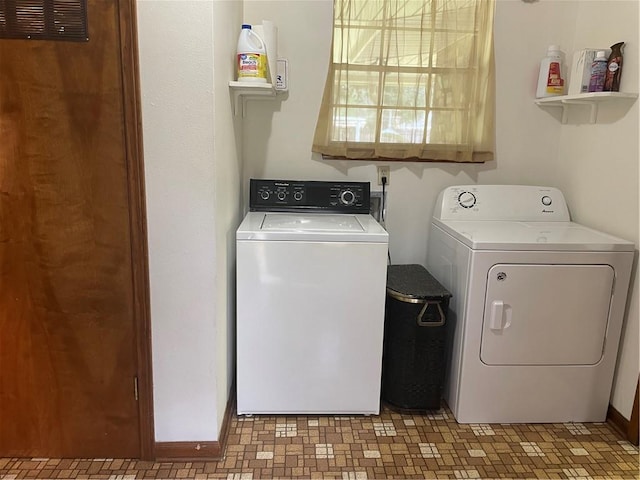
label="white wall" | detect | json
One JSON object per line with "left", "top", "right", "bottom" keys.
{"left": 555, "top": 1, "right": 639, "bottom": 418}
{"left": 135, "top": 0, "right": 638, "bottom": 444}
{"left": 243, "top": 0, "right": 638, "bottom": 418}
{"left": 137, "top": 0, "right": 221, "bottom": 441}
{"left": 212, "top": 0, "right": 244, "bottom": 428}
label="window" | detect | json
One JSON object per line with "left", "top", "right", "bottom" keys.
{"left": 312, "top": 0, "right": 495, "bottom": 162}
{"left": 0, "top": 0, "right": 88, "bottom": 41}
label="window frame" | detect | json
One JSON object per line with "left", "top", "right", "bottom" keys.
{"left": 312, "top": 0, "right": 495, "bottom": 163}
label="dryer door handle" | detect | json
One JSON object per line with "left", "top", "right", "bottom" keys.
{"left": 490, "top": 300, "right": 504, "bottom": 330}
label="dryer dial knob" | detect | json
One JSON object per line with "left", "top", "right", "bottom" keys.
{"left": 339, "top": 190, "right": 356, "bottom": 206}
{"left": 458, "top": 191, "right": 477, "bottom": 209}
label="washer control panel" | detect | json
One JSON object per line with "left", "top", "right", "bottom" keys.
{"left": 250, "top": 179, "right": 371, "bottom": 213}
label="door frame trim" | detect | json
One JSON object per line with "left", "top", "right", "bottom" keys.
{"left": 607, "top": 378, "right": 640, "bottom": 446}
{"left": 118, "top": 0, "right": 155, "bottom": 459}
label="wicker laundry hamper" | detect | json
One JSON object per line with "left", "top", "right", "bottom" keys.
{"left": 382, "top": 264, "right": 452, "bottom": 410}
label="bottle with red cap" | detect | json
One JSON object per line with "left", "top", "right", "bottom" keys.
{"left": 536, "top": 45, "right": 565, "bottom": 98}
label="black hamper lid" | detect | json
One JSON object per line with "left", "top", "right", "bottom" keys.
{"left": 387, "top": 264, "right": 451, "bottom": 301}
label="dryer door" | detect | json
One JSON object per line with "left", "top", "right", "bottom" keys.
{"left": 480, "top": 264, "right": 614, "bottom": 365}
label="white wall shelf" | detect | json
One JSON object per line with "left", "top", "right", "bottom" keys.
{"left": 535, "top": 92, "right": 638, "bottom": 124}
{"left": 229, "top": 81, "right": 276, "bottom": 116}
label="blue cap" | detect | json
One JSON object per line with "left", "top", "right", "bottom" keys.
{"left": 242, "top": 24, "right": 251, "bottom": 29}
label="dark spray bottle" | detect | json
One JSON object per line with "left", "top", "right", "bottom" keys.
{"left": 603, "top": 42, "right": 624, "bottom": 92}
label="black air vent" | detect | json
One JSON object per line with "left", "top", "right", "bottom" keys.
{"left": 0, "top": 0, "right": 88, "bottom": 41}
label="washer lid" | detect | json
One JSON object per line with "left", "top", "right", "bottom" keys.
{"left": 433, "top": 219, "right": 634, "bottom": 251}
{"left": 237, "top": 212, "right": 389, "bottom": 243}
{"left": 262, "top": 213, "right": 364, "bottom": 232}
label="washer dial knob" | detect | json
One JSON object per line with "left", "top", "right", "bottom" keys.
{"left": 277, "top": 191, "right": 286, "bottom": 201}
{"left": 458, "top": 191, "right": 477, "bottom": 209}
{"left": 260, "top": 190, "right": 270, "bottom": 200}
{"left": 339, "top": 190, "right": 356, "bottom": 206}
{"left": 541, "top": 195, "right": 552, "bottom": 206}
{"left": 293, "top": 191, "right": 303, "bottom": 201}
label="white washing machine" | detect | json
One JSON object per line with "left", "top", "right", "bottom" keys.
{"left": 236, "top": 179, "right": 389, "bottom": 415}
{"left": 426, "top": 185, "right": 634, "bottom": 423}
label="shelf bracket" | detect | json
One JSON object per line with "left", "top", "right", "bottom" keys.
{"left": 561, "top": 104, "right": 569, "bottom": 124}
{"left": 589, "top": 103, "right": 598, "bottom": 123}
{"left": 535, "top": 101, "right": 568, "bottom": 124}
{"left": 232, "top": 92, "right": 249, "bottom": 117}
{"left": 563, "top": 100, "right": 599, "bottom": 124}
{"left": 229, "top": 81, "right": 277, "bottom": 117}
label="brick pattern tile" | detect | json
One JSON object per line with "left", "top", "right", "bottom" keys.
{"left": 1, "top": 405, "right": 638, "bottom": 479}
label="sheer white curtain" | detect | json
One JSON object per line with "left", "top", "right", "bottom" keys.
{"left": 313, "top": 0, "right": 495, "bottom": 162}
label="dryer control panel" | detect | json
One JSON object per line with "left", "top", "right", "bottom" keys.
{"left": 433, "top": 185, "right": 571, "bottom": 222}
{"left": 250, "top": 179, "right": 371, "bottom": 213}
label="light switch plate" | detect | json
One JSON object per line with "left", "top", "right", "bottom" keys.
{"left": 276, "top": 59, "right": 288, "bottom": 91}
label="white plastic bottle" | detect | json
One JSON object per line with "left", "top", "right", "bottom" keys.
{"left": 536, "top": 45, "right": 565, "bottom": 98}
{"left": 236, "top": 24, "right": 267, "bottom": 83}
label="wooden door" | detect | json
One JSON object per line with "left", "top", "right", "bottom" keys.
{"left": 0, "top": 0, "right": 150, "bottom": 458}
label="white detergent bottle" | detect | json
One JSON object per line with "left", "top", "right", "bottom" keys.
{"left": 536, "top": 45, "right": 565, "bottom": 98}
{"left": 237, "top": 24, "right": 268, "bottom": 83}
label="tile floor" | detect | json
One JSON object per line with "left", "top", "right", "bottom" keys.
{"left": 1, "top": 405, "right": 638, "bottom": 479}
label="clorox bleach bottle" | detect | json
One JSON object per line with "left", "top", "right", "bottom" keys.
{"left": 236, "top": 24, "right": 267, "bottom": 83}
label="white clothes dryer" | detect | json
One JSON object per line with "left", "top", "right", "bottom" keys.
{"left": 236, "top": 179, "right": 389, "bottom": 415}
{"left": 426, "top": 185, "right": 634, "bottom": 423}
